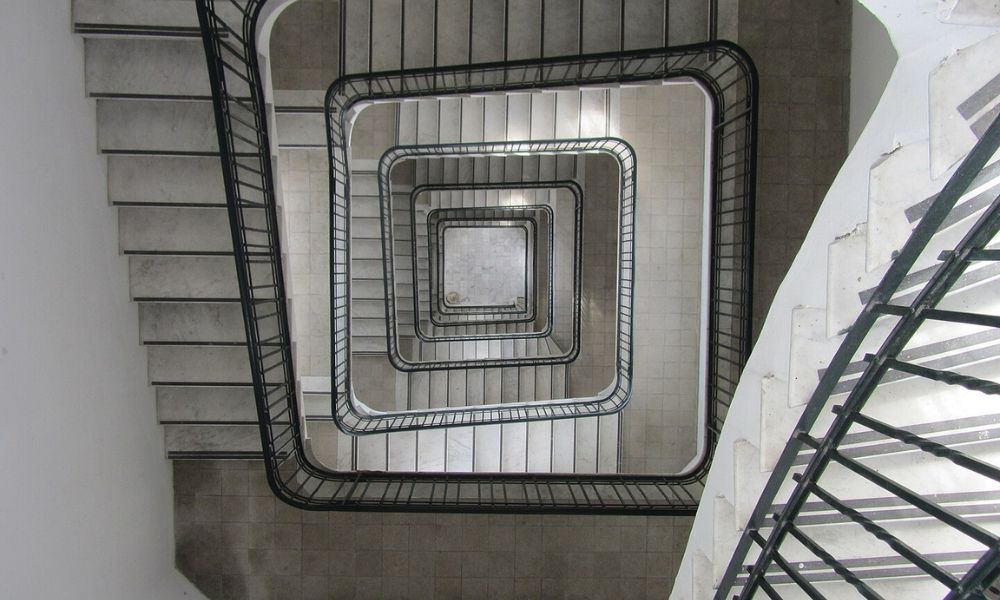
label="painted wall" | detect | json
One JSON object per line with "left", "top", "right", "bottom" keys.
{"left": 671, "top": 2, "right": 998, "bottom": 596}
{"left": 849, "top": 1, "right": 898, "bottom": 148}
{"left": 0, "top": 2, "right": 203, "bottom": 597}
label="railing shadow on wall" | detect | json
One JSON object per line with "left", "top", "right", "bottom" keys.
{"left": 197, "top": 0, "right": 757, "bottom": 513}
{"left": 714, "top": 115, "right": 1000, "bottom": 599}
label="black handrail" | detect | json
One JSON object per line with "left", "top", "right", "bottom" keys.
{"left": 339, "top": 138, "right": 623, "bottom": 432}
{"left": 715, "top": 115, "right": 1000, "bottom": 597}
{"left": 430, "top": 216, "right": 536, "bottom": 318}
{"left": 197, "top": 0, "right": 757, "bottom": 513}
{"left": 376, "top": 143, "right": 588, "bottom": 378}
{"left": 410, "top": 181, "right": 573, "bottom": 334}
{"left": 417, "top": 202, "right": 555, "bottom": 341}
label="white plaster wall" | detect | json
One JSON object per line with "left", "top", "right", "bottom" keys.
{"left": 848, "top": 1, "right": 898, "bottom": 149}
{"left": 672, "top": 2, "right": 999, "bottom": 594}
{"left": 0, "top": 3, "right": 203, "bottom": 598}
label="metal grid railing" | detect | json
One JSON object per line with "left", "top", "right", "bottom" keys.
{"left": 197, "top": 0, "right": 757, "bottom": 513}
{"left": 419, "top": 204, "right": 553, "bottom": 341}
{"left": 410, "top": 181, "right": 573, "bottom": 332}
{"left": 337, "top": 138, "right": 626, "bottom": 432}
{"left": 377, "top": 145, "right": 586, "bottom": 375}
{"left": 715, "top": 114, "right": 1000, "bottom": 598}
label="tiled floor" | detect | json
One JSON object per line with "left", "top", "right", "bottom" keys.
{"left": 620, "top": 84, "right": 706, "bottom": 474}
{"left": 739, "top": 0, "right": 852, "bottom": 338}
{"left": 174, "top": 460, "right": 694, "bottom": 600}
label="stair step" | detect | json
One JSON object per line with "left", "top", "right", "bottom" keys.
{"left": 506, "top": 0, "right": 541, "bottom": 60}
{"left": 416, "top": 98, "right": 440, "bottom": 145}
{"left": 460, "top": 97, "right": 484, "bottom": 143}
{"left": 165, "top": 424, "right": 261, "bottom": 456}
{"left": 97, "top": 99, "right": 220, "bottom": 154}
{"left": 351, "top": 318, "right": 388, "bottom": 337}
{"left": 274, "top": 112, "right": 326, "bottom": 147}
{"left": 85, "top": 37, "right": 214, "bottom": 98}
{"left": 119, "top": 205, "right": 241, "bottom": 253}
{"left": 352, "top": 336, "right": 388, "bottom": 352}
{"left": 733, "top": 439, "right": 767, "bottom": 526}
{"left": 370, "top": 0, "right": 401, "bottom": 71}
{"left": 787, "top": 307, "right": 841, "bottom": 407}
{"left": 73, "top": 0, "right": 209, "bottom": 33}
{"left": 108, "top": 155, "right": 225, "bottom": 206}
{"left": 438, "top": 98, "right": 462, "bottom": 143}
{"left": 129, "top": 256, "right": 237, "bottom": 299}
{"left": 157, "top": 386, "right": 257, "bottom": 423}
{"left": 139, "top": 302, "right": 247, "bottom": 343}
{"left": 148, "top": 345, "right": 251, "bottom": 384}
{"left": 712, "top": 496, "right": 738, "bottom": 586}
{"left": 506, "top": 94, "right": 531, "bottom": 141}
{"left": 623, "top": 0, "right": 668, "bottom": 49}
{"left": 341, "top": 0, "right": 370, "bottom": 74}
{"left": 759, "top": 375, "right": 797, "bottom": 472}
{"left": 866, "top": 141, "right": 945, "bottom": 271}
{"left": 929, "top": 32, "right": 1000, "bottom": 178}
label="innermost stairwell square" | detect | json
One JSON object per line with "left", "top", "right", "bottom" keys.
{"left": 441, "top": 224, "right": 529, "bottom": 310}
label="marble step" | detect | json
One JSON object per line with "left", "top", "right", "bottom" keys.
{"left": 156, "top": 386, "right": 257, "bottom": 423}
{"left": 72, "top": 0, "right": 210, "bottom": 34}
{"left": 787, "top": 307, "right": 843, "bottom": 408}
{"left": 461, "top": 97, "right": 485, "bottom": 143}
{"left": 732, "top": 439, "right": 768, "bottom": 527}
{"left": 274, "top": 111, "right": 326, "bottom": 148}
{"left": 129, "top": 255, "right": 238, "bottom": 300}
{"left": 712, "top": 495, "right": 739, "bottom": 586}
{"left": 758, "top": 375, "right": 798, "bottom": 472}
{"left": 98, "top": 98, "right": 327, "bottom": 153}
{"left": 403, "top": 0, "right": 436, "bottom": 67}
{"left": 164, "top": 424, "right": 261, "bottom": 457}
{"left": 506, "top": 93, "right": 531, "bottom": 140}
{"left": 689, "top": 550, "right": 714, "bottom": 600}
{"left": 340, "top": 0, "right": 371, "bottom": 74}
{"left": 929, "top": 32, "right": 1000, "bottom": 178}
{"left": 107, "top": 155, "right": 226, "bottom": 206}
{"left": 370, "top": 0, "right": 402, "bottom": 72}
{"left": 139, "top": 302, "right": 247, "bottom": 344}
{"left": 864, "top": 140, "right": 1000, "bottom": 273}
{"left": 148, "top": 345, "right": 251, "bottom": 384}
{"left": 118, "top": 205, "right": 247, "bottom": 253}
{"left": 97, "top": 99, "right": 220, "bottom": 154}
{"left": 439, "top": 98, "right": 462, "bottom": 143}
{"left": 416, "top": 98, "right": 440, "bottom": 145}
{"left": 397, "top": 101, "right": 418, "bottom": 144}
{"left": 483, "top": 95, "right": 507, "bottom": 142}
{"left": 351, "top": 318, "right": 389, "bottom": 338}
{"left": 827, "top": 219, "right": 1000, "bottom": 336}
{"left": 84, "top": 37, "right": 216, "bottom": 98}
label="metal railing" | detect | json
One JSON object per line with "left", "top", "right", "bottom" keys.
{"left": 412, "top": 188, "right": 553, "bottom": 329}
{"left": 376, "top": 143, "right": 587, "bottom": 378}
{"left": 340, "top": 138, "right": 625, "bottom": 431}
{"left": 409, "top": 181, "right": 573, "bottom": 333}
{"left": 430, "top": 216, "right": 536, "bottom": 318}
{"left": 328, "top": 47, "right": 757, "bottom": 438}
{"left": 197, "top": 0, "right": 756, "bottom": 512}
{"left": 431, "top": 217, "right": 535, "bottom": 319}
{"left": 418, "top": 203, "right": 555, "bottom": 341}
{"left": 715, "top": 116, "right": 1000, "bottom": 597}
